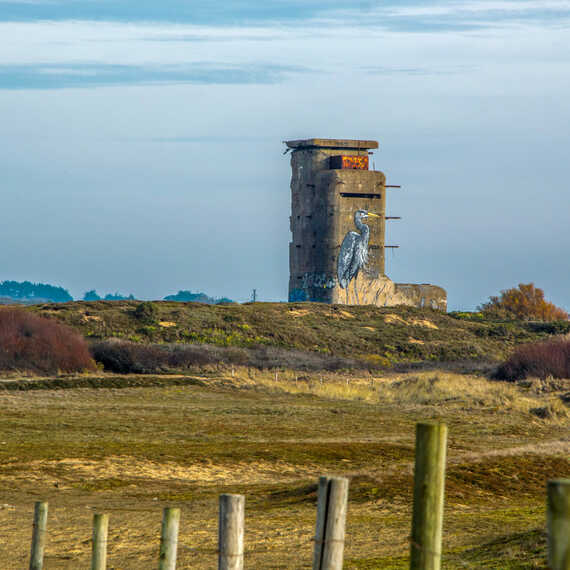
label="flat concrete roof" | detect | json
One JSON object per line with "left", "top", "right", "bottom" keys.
{"left": 284, "top": 138, "right": 379, "bottom": 150}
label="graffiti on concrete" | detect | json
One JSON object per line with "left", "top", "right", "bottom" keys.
{"left": 288, "top": 288, "right": 307, "bottom": 302}
{"left": 301, "top": 272, "right": 337, "bottom": 290}
{"left": 337, "top": 209, "right": 380, "bottom": 304}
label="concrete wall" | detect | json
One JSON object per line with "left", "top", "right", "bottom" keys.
{"left": 286, "top": 138, "right": 448, "bottom": 310}
{"left": 288, "top": 141, "right": 386, "bottom": 303}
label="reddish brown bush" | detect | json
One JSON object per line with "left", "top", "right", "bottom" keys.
{"left": 0, "top": 309, "right": 96, "bottom": 374}
{"left": 90, "top": 340, "right": 366, "bottom": 374}
{"left": 495, "top": 339, "right": 570, "bottom": 381}
{"left": 480, "top": 283, "right": 568, "bottom": 321}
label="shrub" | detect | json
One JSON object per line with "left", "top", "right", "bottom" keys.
{"left": 90, "top": 340, "right": 168, "bottom": 374}
{"left": 90, "top": 340, "right": 368, "bottom": 374}
{"left": 0, "top": 308, "right": 95, "bottom": 374}
{"left": 480, "top": 283, "right": 568, "bottom": 321}
{"left": 495, "top": 339, "right": 570, "bottom": 381}
{"left": 246, "top": 345, "right": 361, "bottom": 371}
{"left": 133, "top": 301, "right": 157, "bottom": 324}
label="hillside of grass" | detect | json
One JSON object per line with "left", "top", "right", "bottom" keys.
{"left": 24, "top": 301, "right": 570, "bottom": 367}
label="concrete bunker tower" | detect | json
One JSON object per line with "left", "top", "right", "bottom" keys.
{"left": 286, "top": 137, "right": 447, "bottom": 310}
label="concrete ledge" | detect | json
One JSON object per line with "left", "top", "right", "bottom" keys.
{"left": 285, "top": 138, "right": 379, "bottom": 150}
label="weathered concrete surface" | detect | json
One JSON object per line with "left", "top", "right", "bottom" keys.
{"left": 286, "top": 137, "right": 447, "bottom": 310}
{"left": 394, "top": 284, "right": 448, "bottom": 311}
{"left": 331, "top": 274, "right": 447, "bottom": 311}
{"left": 285, "top": 138, "right": 378, "bottom": 150}
{"left": 288, "top": 140, "right": 384, "bottom": 302}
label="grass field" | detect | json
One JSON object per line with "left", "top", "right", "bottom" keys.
{"left": 0, "top": 369, "right": 568, "bottom": 568}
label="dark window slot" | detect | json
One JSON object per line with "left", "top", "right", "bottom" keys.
{"left": 340, "top": 192, "right": 381, "bottom": 199}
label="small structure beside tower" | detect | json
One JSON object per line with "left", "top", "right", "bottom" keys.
{"left": 285, "top": 138, "right": 446, "bottom": 310}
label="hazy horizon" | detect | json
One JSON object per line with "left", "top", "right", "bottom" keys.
{"left": 1, "top": 1, "right": 569, "bottom": 309}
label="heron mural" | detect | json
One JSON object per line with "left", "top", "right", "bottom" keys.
{"left": 337, "top": 209, "right": 380, "bottom": 303}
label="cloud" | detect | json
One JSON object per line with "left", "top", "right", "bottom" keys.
{"left": 0, "top": 0, "right": 348, "bottom": 24}
{"left": 362, "top": 64, "right": 477, "bottom": 77}
{"left": 387, "top": 1, "right": 570, "bottom": 18}
{"left": 0, "top": 62, "right": 307, "bottom": 89}
{"left": 2, "top": 0, "right": 567, "bottom": 33}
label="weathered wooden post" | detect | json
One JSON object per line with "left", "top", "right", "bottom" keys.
{"left": 218, "top": 494, "right": 245, "bottom": 570}
{"left": 312, "top": 476, "right": 349, "bottom": 570}
{"left": 159, "top": 507, "right": 180, "bottom": 570}
{"left": 91, "top": 513, "right": 109, "bottom": 570}
{"left": 547, "top": 479, "right": 570, "bottom": 570}
{"left": 29, "top": 501, "right": 48, "bottom": 570}
{"left": 410, "top": 423, "right": 447, "bottom": 570}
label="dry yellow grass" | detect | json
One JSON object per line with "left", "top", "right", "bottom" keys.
{"left": 383, "top": 314, "right": 438, "bottom": 329}
{"left": 0, "top": 368, "right": 567, "bottom": 568}
{"left": 254, "top": 369, "right": 569, "bottom": 420}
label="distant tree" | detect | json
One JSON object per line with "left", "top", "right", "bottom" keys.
{"left": 479, "top": 283, "right": 568, "bottom": 321}
{"left": 0, "top": 280, "right": 72, "bottom": 303}
{"left": 104, "top": 292, "right": 136, "bottom": 301}
{"left": 83, "top": 290, "right": 101, "bottom": 301}
{"left": 163, "top": 290, "right": 235, "bottom": 304}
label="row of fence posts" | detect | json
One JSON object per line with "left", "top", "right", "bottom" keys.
{"left": 26, "top": 423, "right": 570, "bottom": 570}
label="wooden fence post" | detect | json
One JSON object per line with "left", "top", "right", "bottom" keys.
{"left": 313, "top": 476, "right": 331, "bottom": 569}
{"left": 410, "top": 423, "right": 447, "bottom": 570}
{"left": 159, "top": 507, "right": 180, "bottom": 570}
{"left": 91, "top": 513, "right": 109, "bottom": 570}
{"left": 218, "top": 494, "right": 245, "bottom": 570}
{"left": 547, "top": 479, "right": 570, "bottom": 570}
{"left": 29, "top": 501, "right": 48, "bottom": 570}
{"left": 312, "top": 476, "right": 349, "bottom": 570}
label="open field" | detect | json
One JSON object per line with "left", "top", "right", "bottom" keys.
{"left": 0, "top": 369, "right": 568, "bottom": 568}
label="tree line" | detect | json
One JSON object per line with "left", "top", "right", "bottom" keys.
{"left": 0, "top": 281, "right": 234, "bottom": 305}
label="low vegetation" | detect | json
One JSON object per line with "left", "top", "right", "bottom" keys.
{"left": 22, "top": 301, "right": 570, "bottom": 369}
{"left": 90, "top": 339, "right": 364, "bottom": 374}
{"left": 0, "top": 369, "right": 567, "bottom": 568}
{"left": 0, "top": 295, "right": 568, "bottom": 567}
{"left": 0, "top": 308, "right": 95, "bottom": 374}
{"left": 495, "top": 338, "right": 570, "bottom": 382}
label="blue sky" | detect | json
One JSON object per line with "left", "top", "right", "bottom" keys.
{"left": 1, "top": 1, "right": 569, "bottom": 308}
